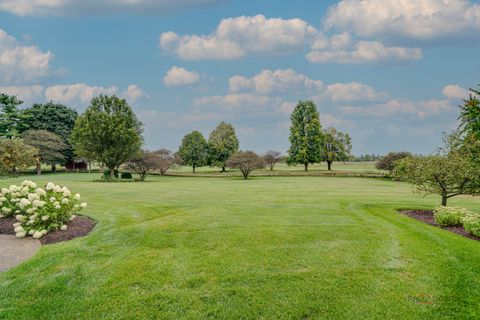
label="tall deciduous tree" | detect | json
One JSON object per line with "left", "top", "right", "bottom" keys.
{"left": 207, "top": 121, "right": 239, "bottom": 172}
{"left": 0, "top": 138, "right": 38, "bottom": 175}
{"left": 320, "top": 127, "right": 352, "bottom": 171}
{"left": 70, "top": 95, "right": 143, "bottom": 179}
{"left": 0, "top": 94, "right": 23, "bottom": 139}
{"left": 178, "top": 130, "right": 207, "bottom": 173}
{"left": 227, "top": 151, "right": 265, "bottom": 179}
{"left": 20, "top": 102, "right": 78, "bottom": 168}
{"left": 23, "top": 130, "right": 67, "bottom": 175}
{"left": 287, "top": 100, "right": 322, "bottom": 171}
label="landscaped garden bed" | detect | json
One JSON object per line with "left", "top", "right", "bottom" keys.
{"left": 0, "top": 215, "right": 95, "bottom": 245}
{"left": 399, "top": 209, "right": 480, "bottom": 241}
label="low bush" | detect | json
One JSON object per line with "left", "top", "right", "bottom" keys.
{"left": 102, "top": 169, "right": 119, "bottom": 180}
{"left": 121, "top": 172, "right": 133, "bottom": 179}
{"left": 0, "top": 180, "right": 87, "bottom": 239}
{"left": 463, "top": 214, "right": 480, "bottom": 237}
{"left": 433, "top": 206, "right": 471, "bottom": 227}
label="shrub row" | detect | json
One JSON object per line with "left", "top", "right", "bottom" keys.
{"left": 0, "top": 180, "right": 87, "bottom": 239}
{"left": 433, "top": 206, "right": 480, "bottom": 237}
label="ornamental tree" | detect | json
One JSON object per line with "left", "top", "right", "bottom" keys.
{"left": 320, "top": 127, "right": 352, "bottom": 171}
{"left": 227, "top": 151, "right": 265, "bottom": 179}
{"left": 263, "top": 150, "right": 282, "bottom": 171}
{"left": 207, "top": 122, "right": 239, "bottom": 172}
{"left": 375, "top": 151, "right": 411, "bottom": 172}
{"left": 394, "top": 152, "right": 480, "bottom": 206}
{"left": 0, "top": 138, "right": 38, "bottom": 175}
{"left": 124, "top": 150, "right": 162, "bottom": 181}
{"left": 155, "top": 149, "right": 176, "bottom": 175}
{"left": 20, "top": 102, "right": 78, "bottom": 166}
{"left": 70, "top": 95, "right": 143, "bottom": 179}
{"left": 178, "top": 130, "right": 208, "bottom": 173}
{"left": 0, "top": 94, "right": 24, "bottom": 139}
{"left": 23, "top": 130, "right": 67, "bottom": 175}
{"left": 287, "top": 101, "right": 322, "bottom": 171}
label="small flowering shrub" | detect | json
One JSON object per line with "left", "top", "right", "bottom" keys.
{"left": 433, "top": 206, "right": 471, "bottom": 227}
{"left": 463, "top": 214, "right": 480, "bottom": 237}
{"left": 0, "top": 180, "right": 87, "bottom": 239}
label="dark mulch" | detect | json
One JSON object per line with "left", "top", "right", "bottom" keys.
{"left": 399, "top": 209, "right": 480, "bottom": 241}
{"left": 0, "top": 215, "right": 96, "bottom": 245}
{"left": 0, "top": 216, "right": 16, "bottom": 235}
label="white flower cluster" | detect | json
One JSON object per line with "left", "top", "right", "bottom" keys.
{"left": 0, "top": 180, "right": 87, "bottom": 239}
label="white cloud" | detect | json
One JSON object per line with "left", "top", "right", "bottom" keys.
{"left": 324, "top": 0, "right": 480, "bottom": 44}
{"left": 340, "top": 99, "right": 454, "bottom": 118}
{"left": 163, "top": 66, "right": 200, "bottom": 86}
{"left": 159, "top": 15, "right": 318, "bottom": 60}
{"left": 44, "top": 83, "right": 118, "bottom": 104}
{"left": 0, "top": 29, "right": 53, "bottom": 84}
{"left": 194, "top": 93, "right": 279, "bottom": 112}
{"left": 442, "top": 84, "right": 468, "bottom": 100}
{"left": 228, "top": 69, "right": 388, "bottom": 103}
{"left": 307, "top": 39, "right": 422, "bottom": 64}
{"left": 321, "top": 82, "right": 389, "bottom": 102}
{"left": 0, "top": 0, "right": 223, "bottom": 16}
{"left": 0, "top": 85, "right": 44, "bottom": 102}
{"left": 229, "top": 69, "right": 323, "bottom": 94}
{"left": 122, "top": 84, "right": 149, "bottom": 103}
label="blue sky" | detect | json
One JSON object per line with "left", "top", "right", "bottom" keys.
{"left": 0, "top": 0, "right": 479, "bottom": 155}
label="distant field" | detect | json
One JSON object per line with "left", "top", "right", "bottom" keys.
{"left": 1, "top": 173, "right": 480, "bottom": 319}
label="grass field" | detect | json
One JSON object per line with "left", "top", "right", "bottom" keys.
{"left": 1, "top": 173, "right": 480, "bottom": 319}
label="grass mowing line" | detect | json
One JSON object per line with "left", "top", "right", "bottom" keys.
{"left": 0, "top": 174, "right": 480, "bottom": 319}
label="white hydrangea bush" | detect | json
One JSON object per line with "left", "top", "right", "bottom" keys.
{"left": 0, "top": 180, "right": 87, "bottom": 239}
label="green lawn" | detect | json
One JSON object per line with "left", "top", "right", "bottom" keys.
{"left": 1, "top": 174, "right": 480, "bottom": 319}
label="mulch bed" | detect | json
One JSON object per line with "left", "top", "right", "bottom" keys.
{"left": 0, "top": 215, "right": 96, "bottom": 245}
{"left": 399, "top": 209, "right": 480, "bottom": 241}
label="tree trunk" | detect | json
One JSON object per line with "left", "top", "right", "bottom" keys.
{"left": 193, "top": 164, "right": 196, "bottom": 174}
{"left": 327, "top": 161, "right": 332, "bottom": 171}
{"left": 304, "top": 163, "right": 308, "bottom": 171}
{"left": 109, "top": 167, "right": 115, "bottom": 179}
{"left": 222, "top": 166, "right": 226, "bottom": 173}
{"left": 270, "top": 164, "right": 274, "bottom": 171}
{"left": 36, "top": 162, "right": 41, "bottom": 175}
{"left": 88, "top": 162, "right": 92, "bottom": 173}
{"left": 441, "top": 195, "right": 447, "bottom": 206}
{"left": 51, "top": 164, "right": 56, "bottom": 173}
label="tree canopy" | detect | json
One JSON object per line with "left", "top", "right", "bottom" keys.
{"left": 70, "top": 95, "right": 143, "bottom": 178}
{"left": 394, "top": 135, "right": 480, "bottom": 206}
{"left": 124, "top": 150, "right": 163, "bottom": 181}
{"left": 0, "top": 138, "right": 38, "bottom": 175}
{"left": 0, "top": 94, "right": 24, "bottom": 139}
{"left": 178, "top": 130, "right": 208, "bottom": 173}
{"left": 23, "top": 130, "right": 67, "bottom": 175}
{"left": 375, "top": 151, "right": 411, "bottom": 172}
{"left": 320, "top": 127, "right": 352, "bottom": 170}
{"left": 263, "top": 150, "right": 282, "bottom": 171}
{"left": 227, "top": 151, "right": 265, "bottom": 179}
{"left": 207, "top": 122, "right": 239, "bottom": 172}
{"left": 287, "top": 101, "right": 322, "bottom": 171}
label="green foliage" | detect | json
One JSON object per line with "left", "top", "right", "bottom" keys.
{"left": 70, "top": 95, "right": 143, "bottom": 178}
{"left": 463, "top": 214, "right": 480, "bottom": 237}
{"left": 287, "top": 101, "right": 322, "bottom": 171}
{"left": 0, "top": 93, "right": 24, "bottom": 138}
{"left": 120, "top": 172, "right": 133, "bottom": 179}
{"left": 433, "top": 206, "right": 471, "bottom": 227}
{"left": 227, "top": 150, "right": 265, "bottom": 179}
{"left": 102, "top": 169, "right": 119, "bottom": 180}
{"left": 0, "top": 138, "right": 38, "bottom": 175}
{"left": 178, "top": 130, "right": 208, "bottom": 173}
{"left": 0, "top": 180, "right": 86, "bottom": 238}
{"left": 22, "top": 130, "right": 67, "bottom": 166}
{"left": 394, "top": 153, "right": 480, "bottom": 206}
{"left": 375, "top": 151, "right": 411, "bottom": 172}
{"left": 458, "top": 85, "right": 480, "bottom": 140}
{"left": 207, "top": 122, "right": 239, "bottom": 171}
{"left": 320, "top": 127, "right": 352, "bottom": 170}
{"left": 20, "top": 102, "right": 78, "bottom": 162}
